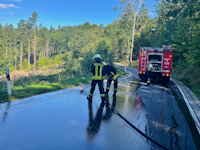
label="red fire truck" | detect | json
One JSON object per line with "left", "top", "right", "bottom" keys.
{"left": 138, "top": 45, "right": 173, "bottom": 84}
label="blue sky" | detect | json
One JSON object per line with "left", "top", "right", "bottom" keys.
{"left": 0, "top": 0, "right": 157, "bottom": 29}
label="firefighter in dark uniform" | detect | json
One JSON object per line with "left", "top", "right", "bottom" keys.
{"left": 87, "top": 54, "right": 106, "bottom": 103}
{"left": 102, "top": 62, "right": 118, "bottom": 96}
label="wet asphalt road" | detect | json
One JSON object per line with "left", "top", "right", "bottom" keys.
{"left": 0, "top": 64, "right": 199, "bottom": 150}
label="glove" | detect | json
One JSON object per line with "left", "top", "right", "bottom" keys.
{"left": 113, "top": 74, "right": 118, "bottom": 80}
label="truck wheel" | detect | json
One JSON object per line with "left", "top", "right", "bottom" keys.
{"left": 140, "top": 78, "right": 145, "bottom": 82}
{"left": 139, "top": 74, "right": 146, "bottom": 82}
{"left": 162, "top": 77, "right": 170, "bottom": 85}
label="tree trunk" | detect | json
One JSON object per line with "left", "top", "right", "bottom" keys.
{"left": 54, "top": 44, "right": 55, "bottom": 54}
{"left": 15, "top": 46, "right": 17, "bottom": 70}
{"left": 122, "top": 47, "right": 124, "bottom": 60}
{"left": 9, "top": 43, "right": 11, "bottom": 64}
{"left": 20, "top": 39, "right": 23, "bottom": 71}
{"left": 34, "top": 25, "right": 36, "bottom": 70}
{"left": 46, "top": 42, "right": 49, "bottom": 57}
{"left": 28, "top": 36, "right": 30, "bottom": 69}
{"left": 6, "top": 44, "right": 7, "bottom": 58}
{"left": 130, "top": 16, "right": 136, "bottom": 63}
{"left": 50, "top": 45, "right": 52, "bottom": 56}
{"left": 139, "top": 29, "right": 141, "bottom": 38}
{"left": 39, "top": 50, "right": 41, "bottom": 60}
{"left": 43, "top": 40, "right": 46, "bottom": 58}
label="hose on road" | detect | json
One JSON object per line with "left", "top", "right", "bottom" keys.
{"left": 108, "top": 100, "right": 169, "bottom": 150}
{"left": 105, "top": 71, "right": 170, "bottom": 149}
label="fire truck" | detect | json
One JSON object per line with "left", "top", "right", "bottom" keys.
{"left": 138, "top": 45, "right": 173, "bottom": 84}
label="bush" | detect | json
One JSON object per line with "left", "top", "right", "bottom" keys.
{"left": 54, "top": 55, "right": 63, "bottom": 64}
{"left": 37, "top": 57, "right": 54, "bottom": 68}
{"left": 23, "top": 59, "right": 28, "bottom": 69}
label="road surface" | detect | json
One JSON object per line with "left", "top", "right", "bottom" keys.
{"left": 0, "top": 64, "right": 199, "bottom": 150}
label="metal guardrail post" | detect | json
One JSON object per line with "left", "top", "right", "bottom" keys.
{"left": 5, "top": 67, "right": 12, "bottom": 95}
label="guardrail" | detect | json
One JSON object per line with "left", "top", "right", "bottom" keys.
{"left": 171, "top": 78, "right": 200, "bottom": 134}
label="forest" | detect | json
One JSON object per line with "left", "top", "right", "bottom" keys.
{"left": 0, "top": 0, "right": 200, "bottom": 100}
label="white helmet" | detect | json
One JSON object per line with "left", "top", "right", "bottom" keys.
{"left": 92, "top": 54, "right": 101, "bottom": 60}
{"left": 102, "top": 61, "right": 107, "bottom": 66}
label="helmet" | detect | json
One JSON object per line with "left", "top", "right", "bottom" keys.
{"left": 93, "top": 54, "right": 101, "bottom": 60}
{"left": 102, "top": 61, "right": 107, "bottom": 66}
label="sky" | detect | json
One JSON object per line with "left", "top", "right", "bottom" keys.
{"left": 0, "top": 0, "right": 157, "bottom": 29}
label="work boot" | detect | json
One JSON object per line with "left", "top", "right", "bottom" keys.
{"left": 147, "top": 78, "right": 151, "bottom": 86}
{"left": 87, "top": 96, "right": 92, "bottom": 103}
{"left": 100, "top": 101, "right": 105, "bottom": 107}
{"left": 101, "top": 97, "right": 106, "bottom": 104}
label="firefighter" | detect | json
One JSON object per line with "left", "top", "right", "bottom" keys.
{"left": 102, "top": 62, "right": 118, "bottom": 96}
{"left": 87, "top": 54, "right": 106, "bottom": 103}
{"left": 147, "top": 61, "right": 153, "bottom": 86}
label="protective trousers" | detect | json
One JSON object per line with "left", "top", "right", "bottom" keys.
{"left": 88, "top": 80, "right": 105, "bottom": 102}
{"left": 106, "top": 77, "right": 118, "bottom": 95}
{"left": 146, "top": 71, "right": 151, "bottom": 85}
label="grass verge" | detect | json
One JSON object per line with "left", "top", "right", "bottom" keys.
{"left": 0, "top": 68, "right": 126, "bottom": 103}
{"left": 0, "top": 76, "right": 92, "bottom": 103}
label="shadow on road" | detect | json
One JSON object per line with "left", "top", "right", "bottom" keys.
{"left": 86, "top": 96, "right": 117, "bottom": 141}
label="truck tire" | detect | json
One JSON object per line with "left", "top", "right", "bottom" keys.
{"left": 139, "top": 74, "right": 146, "bottom": 82}
{"left": 162, "top": 76, "right": 170, "bottom": 84}
{"left": 141, "top": 78, "right": 146, "bottom": 82}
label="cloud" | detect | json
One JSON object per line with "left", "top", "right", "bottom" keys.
{"left": 8, "top": 0, "right": 22, "bottom": 2}
{"left": 0, "top": 3, "right": 20, "bottom": 9}
{"left": 9, "top": 12, "right": 14, "bottom": 15}
{"left": 149, "top": 12, "right": 155, "bottom": 16}
{"left": 0, "top": 17, "right": 2, "bottom": 19}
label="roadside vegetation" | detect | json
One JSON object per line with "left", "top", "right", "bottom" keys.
{"left": 118, "top": 60, "right": 138, "bottom": 69}
{"left": 0, "top": 66, "right": 126, "bottom": 103}
{"left": 172, "top": 68, "right": 200, "bottom": 100}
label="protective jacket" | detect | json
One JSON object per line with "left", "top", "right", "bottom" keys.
{"left": 105, "top": 65, "right": 118, "bottom": 95}
{"left": 91, "top": 60, "right": 105, "bottom": 80}
{"left": 105, "top": 65, "right": 118, "bottom": 80}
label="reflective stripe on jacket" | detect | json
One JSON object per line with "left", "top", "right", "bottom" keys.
{"left": 92, "top": 62, "right": 105, "bottom": 80}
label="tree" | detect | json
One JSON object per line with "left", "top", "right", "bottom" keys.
{"left": 17, "top": 19, "right": 26, "bottom": 70}
{"left": 4, "top": 23, "right": 11, "bottom": 60}
{"left": 26, "top": 20, "right": 33, "bottom": 69}
{"left": 57, "top": 25, "right": 61, "bottom": 30}
{"left": 114, "top": 0, "right": 148, "bottom": 63}
{"left": 29, "top": 11, "right": 38, "bottom": 70}
{"left": 0, "top": 40, "right": 5, "bottom": 67}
